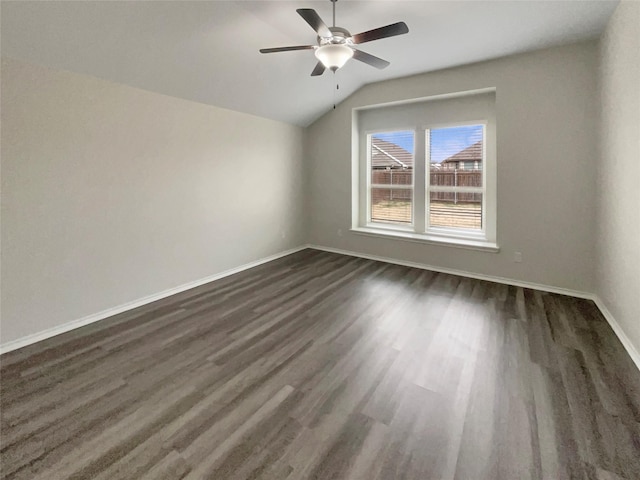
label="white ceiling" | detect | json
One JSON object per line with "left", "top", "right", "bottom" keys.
{"left": 1, "top": 1, "right": 618, "bottom": 127}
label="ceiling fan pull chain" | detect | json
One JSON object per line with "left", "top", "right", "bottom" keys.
{"left": 333, "top": 70, "right": 340, "bottom": 109}
{"left": 333, "top": 71, "right": 336, "bottom": 109}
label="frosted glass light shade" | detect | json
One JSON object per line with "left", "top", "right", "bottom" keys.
{"left": 314, "top": 44, "right": 354, "bottom": 71}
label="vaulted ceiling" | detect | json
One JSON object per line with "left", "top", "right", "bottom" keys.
{"left": 1, "top": 1, "right": 618, "bottom": 126}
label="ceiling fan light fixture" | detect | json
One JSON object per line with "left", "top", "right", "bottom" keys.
{"left": 314, "top": 44, "right": 354, "bottom": 71}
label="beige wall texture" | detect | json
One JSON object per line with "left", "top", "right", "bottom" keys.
{"left": 1, "top": 58, "right": 305, "bottom": 345}
{"left": 306, "top": 42, "right": 599, "bottom": 293}
{"left": 597, "top": 1, "right": 640, "bottom": 355}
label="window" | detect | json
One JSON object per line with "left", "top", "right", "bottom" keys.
{"left": 427, "top": 125, "right": 484, "bottom": 232}
{"left": 368, "top": 130, "right": 414, "bottom": 225}
{"left": 354, "top": 89, "right": 497, "bottom": 251}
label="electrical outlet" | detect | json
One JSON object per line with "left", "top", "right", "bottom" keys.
{"left": 281, "top": 230, "right": 286, "bottom": 239}
{"left": 514, "top": 251, "right": 522, "bottom": 263}
{"left": 337, "top": 229, "right": 343, "bottom": 237}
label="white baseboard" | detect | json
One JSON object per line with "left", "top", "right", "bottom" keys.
{"left": 307, "top": 244, "right": 640, "bottom": 372}
{"left": 0, "top": 246, "right": 307, "bottom": 355}
{"left": 307, "top": 244, "right": 593, "bottom": 299}
{"left": 591, "top": 296, "right": 640, "bottom": 372}
{"left": 4, "top": 243, "right": 638, "bottom": 374}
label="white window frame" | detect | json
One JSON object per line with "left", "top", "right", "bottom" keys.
{"left": 352, "top": 89, "right": 498, "bottom": 252}
{"left": 425, "top": 120, "right": 487, "bottom": 240}
{"left": 366, "top": 129, "right": 416, "bottom": 230}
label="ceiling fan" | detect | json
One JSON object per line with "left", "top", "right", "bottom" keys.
{"left": 259, "top": 0, "right": 409, "bottom": 76}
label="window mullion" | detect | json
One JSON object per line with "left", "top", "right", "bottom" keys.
{"left": 413, "top": 129, "right": 426, "bottom": 233}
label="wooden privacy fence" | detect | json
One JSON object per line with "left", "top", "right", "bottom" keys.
{"left": 371, "top": 170, "right": 412, "bottom": 203}
{"left": 371, "top": 169, "right": 482, "bottom": 204}
{"left": 429, "top": 170, "right": 482, "bottom": 188}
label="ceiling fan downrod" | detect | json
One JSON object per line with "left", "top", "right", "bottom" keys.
{"left": 332, "top": 0, "right": 337, "bottom": 28}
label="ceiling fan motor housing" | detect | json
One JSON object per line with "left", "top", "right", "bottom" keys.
{"left": 319, "top": 27, "right": 353, "bottom": 46}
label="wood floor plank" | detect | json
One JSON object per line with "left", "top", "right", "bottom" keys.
{"left": 1, "top": 249, "right": 639, "bottom": 479}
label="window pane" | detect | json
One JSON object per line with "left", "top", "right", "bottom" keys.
{"left": 429, "top": 192, "right": 482, "bottom": 230}
{"left": 371, "top": 188, "right": 413, "bottom": 224}
{"left": 429, "top": 125, "right": 483, "bottom": 187}
{"left": 371, "top": 131, "right": 414, "bottom": 186}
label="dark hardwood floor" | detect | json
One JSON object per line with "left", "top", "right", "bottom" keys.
{"left": 1, "top": 249, "right": 639, "bottom": 479}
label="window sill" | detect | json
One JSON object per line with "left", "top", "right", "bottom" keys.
{"left": 350, "top": 227, "right": 500, "bottom": 252}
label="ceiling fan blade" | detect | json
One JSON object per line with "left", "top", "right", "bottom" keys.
{"left": 297, "top": 9, "right": 332, "bottom": 38}
{"left": 311, "top": 62, "right": 326, "bottom": 76}
{"left": 259, "top": 45, "right": 315, "bottom": 54}
{"left": 351, "top": 22, "right": 409, "bottom": 44}
{"left": 352, "top": 49, "right": 390, "bottom": 69}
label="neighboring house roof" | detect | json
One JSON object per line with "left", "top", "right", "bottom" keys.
{"left": 371, "top": 137, "right": 413, "bottom": 169}
{"left": 441, "top": 140, "right": 483, "bottom": 164}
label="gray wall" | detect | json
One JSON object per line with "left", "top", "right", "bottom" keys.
{"left": 306, "top": 42, "right": 599, "bottom": 293}
{"left": 3, "top": 29, "right": 637, "bottom": 358}
{"left": 1, "top": 58, "right": 305, "bottom": 345}
{"left": 597, "top": 2, "right": 640, "bottom": 353}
